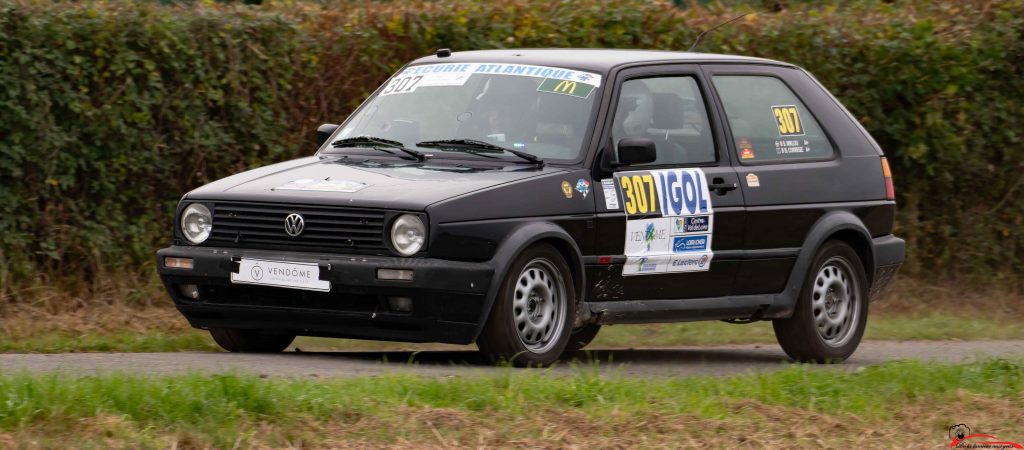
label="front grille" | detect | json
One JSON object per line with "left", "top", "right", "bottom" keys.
{"left": 207, "top": 202, "right": 387, "bottom": 252}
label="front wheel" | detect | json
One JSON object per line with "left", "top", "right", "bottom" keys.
{"left": 209, "top": 328, "right": 295, "bottom": 353}
{"left": 772, "top": 241, "right": 868, "bottom": 363}
{"left": 476, "top": 244, "right": 576, "bottom": 367}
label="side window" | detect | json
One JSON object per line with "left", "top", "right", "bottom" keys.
{"left": 611, "top": 76, "right": 715, "bottom": 165}
{"left": 712, "top": 75, "right": 834, "bottom": 163}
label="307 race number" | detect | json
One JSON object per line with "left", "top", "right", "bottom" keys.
{"left": 380, "top": 75, "right": 424, "bottom": 96}
{"left": 619, "top": 174, "right": 658, "bottom": 215}
{"left": 771, "top": 105, "right": 804, "bottom": 136}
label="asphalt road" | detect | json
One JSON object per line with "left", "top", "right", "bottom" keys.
{"left": 1, "top": 340, "right": 1021, "bottom": 378}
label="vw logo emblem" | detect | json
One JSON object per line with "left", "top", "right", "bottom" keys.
{"left": 284, "top": 213, "right": 305, "bottom": 237}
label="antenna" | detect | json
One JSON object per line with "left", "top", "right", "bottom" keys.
{"left": 687, "top": 13, "right": 749, "bottom": 52}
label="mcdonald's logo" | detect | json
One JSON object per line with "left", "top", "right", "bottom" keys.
{"left": 554, "top": 80, "right": 578, "bottom": 94}
{"left": 538, "top": 77, "right": 596, "bottom": 99}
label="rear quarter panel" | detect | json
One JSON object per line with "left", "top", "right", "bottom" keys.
{"left": 704, "top": 64, "right": 894, "bottom": 295}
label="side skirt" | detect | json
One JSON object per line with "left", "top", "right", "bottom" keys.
{"left": 585, "top": 294, "right": 777, "bottom": 325}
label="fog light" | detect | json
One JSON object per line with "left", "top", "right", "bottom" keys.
{"left": 377, "top": 268, "right": 413, "bottom": 281}
{"left": 178, "top": 284, "right": 200, "bottom": 299}
{"left": 165, "top": 257, "right": 194, "bottom": 269}
{"left": 387, "top": 296, "right": 413, "bottom": 312}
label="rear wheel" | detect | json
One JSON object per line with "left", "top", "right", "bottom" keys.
{"left": 772, "top": 241, "right": 868, "bottom": 363}
{"left": 209, "top": 328, "right": 295, "bottom": 353}
{"left": 477, "top": 244, "right": 576, "bottom": 366}
{"left": 564, "top": 324, "right": 601, "bottom": 352}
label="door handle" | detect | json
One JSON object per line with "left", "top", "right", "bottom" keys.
{"left": 708, "top": 177, "right": 737, "bottom": 194}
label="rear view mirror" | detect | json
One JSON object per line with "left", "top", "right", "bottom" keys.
{"left": 315, "top": 123, "right": 339, "bottom": 147}
{"left": 616, "top": 138, "right": 657, "bottom": 166}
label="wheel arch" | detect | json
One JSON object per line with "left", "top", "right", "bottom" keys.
{"left": 826, "top": 228, "right": 874, "bottom": 286}
{"left": 470, "top": 221, "right": 586, "bottom": 341}
{"left": 767, "top": 211, "right": 874, "bottom": 319}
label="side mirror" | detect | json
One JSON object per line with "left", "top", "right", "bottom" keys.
{"left": 315, "top": 123, "right": 339, "bottom": 147}
{"left": 616, "top": 138, "right": 657, "bottom": 166}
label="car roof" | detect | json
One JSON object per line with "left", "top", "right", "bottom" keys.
{"left": 409, "top": 48, "right": 793, "bottom": 73}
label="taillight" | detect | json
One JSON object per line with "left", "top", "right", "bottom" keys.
{"left": 880, "top": 157, "right": 895, "bottom": 201}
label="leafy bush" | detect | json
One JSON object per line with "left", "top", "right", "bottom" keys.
{"left": 1, "top": 0, "right": 1021, "bottom": 298}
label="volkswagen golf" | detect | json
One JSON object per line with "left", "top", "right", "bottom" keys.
{"left": 157, "top": 49, "right": 905, "bottom": 366}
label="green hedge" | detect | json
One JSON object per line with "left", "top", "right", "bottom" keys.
{"left": 1, "top": 0, "right": 1022, "bottom": 296}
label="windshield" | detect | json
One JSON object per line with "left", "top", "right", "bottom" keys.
{"left": 329, "top": 62, "right": 604, "bottom": 163}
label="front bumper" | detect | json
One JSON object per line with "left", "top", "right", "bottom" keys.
{"left": 156, "top": 246, "right": 494, "bottom": 344}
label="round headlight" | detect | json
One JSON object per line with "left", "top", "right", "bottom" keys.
{"left": 390, "top": 214, "right": 425, "bottom": 256}
{"left": 181, "top": 203, "right": 212, "bottom": 244}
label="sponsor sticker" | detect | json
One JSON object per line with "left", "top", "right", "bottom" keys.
{"left": 575, "top": 178, "right": 591, "bottom": 199}
{"left": 651, "top": 168, "right": 713, "bottom": 217}
{"left": 617, "top": 168, "right": 716, "bottom": 275}
{"left": 746, "top": 173, "right": 760, "bottom": 187}
{"left": 231, "top": 258, "right": 330, "bottom": 292}
{"left": 623, "top": 255, "right": 670, "bottom": 276}
{"left": 672, "top": 215, "right": 712, "bottom": 235}
{"left": 381, "top": 63, "right": 602, "bottom": 96}
{"left": 771, "top": 105, "right": 805, "bottom": 137}
{"left": 601, "top": 179, "right": 620, "bottom": 210}
{"left": 739, "top": 137, "right": 755, "bottom": 159}
{"left": 667, "top": 252, "right": 712, "bottom": 273}
{"left": 471, "top": 63, "right": 603, "bottom": 87}
{"left": 624, "top": 218, "right": 671, "bottom": 256}
{"left": 561, "top": 180, "right": 573, "bottom": 199}
{"left": 274, "top": 178, "right": 368, "bottom": 193}
{"left": 672, "top": 235, "right": 710, "bottom": 253}
{"left": 537, "top": 78, "right": 596, "bottom": 99}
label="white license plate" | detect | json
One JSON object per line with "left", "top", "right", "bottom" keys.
{"left": 230, "top": 258, "right": 331, "bottom": 292}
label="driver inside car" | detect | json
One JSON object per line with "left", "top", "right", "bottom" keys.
{"left": 457, "top": 77, "right": 536, "bottom": 144}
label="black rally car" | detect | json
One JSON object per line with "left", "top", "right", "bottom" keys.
{"left": 157, "top": 49, "right": 904, "bottom": 365}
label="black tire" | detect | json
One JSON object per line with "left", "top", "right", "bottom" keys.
{"left": 477, "top": 243, "right": 577, "bottom": 367}
{"left": 209, "top": 328, "right": 295, "bottom": 353}
{"left": 564, "top": 324, "right": 601, "bottom": 352}
{"left": 773, "top": 240, "right": 869, "bottom": 363}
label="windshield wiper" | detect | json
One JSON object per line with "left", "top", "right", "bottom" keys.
{"left": 331, "top": 136, "right": 426, "bottom": 161}
{"left": 416, "top": 139, "right": 544, "bottom": 166}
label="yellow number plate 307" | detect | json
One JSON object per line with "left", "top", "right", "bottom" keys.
{"left": 230, "top": 258, "right": 331, "bottom": 292}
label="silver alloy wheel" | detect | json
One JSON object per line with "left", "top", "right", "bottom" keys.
{"left": 512, "top": 258, "right": 567, "bottom": 354}
{"left": 811, "top": 256, "right": 861, "bottom": 347}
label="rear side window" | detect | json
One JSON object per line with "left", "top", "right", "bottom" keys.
{"left": 712, "top": 75, "right": 834, "bottom": 163}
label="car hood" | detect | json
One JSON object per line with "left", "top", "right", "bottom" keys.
{"left": 185, "top": 156, "right": 564, "bottom": 210}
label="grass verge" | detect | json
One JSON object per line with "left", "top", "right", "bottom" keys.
{"left": 2, "top": 277, "right": 1021, "bottom": 353}
{"left": 1, "top": 359, "right": 1023, "bottom": 448}
{"left": 5, "top": 314, "right": 1024, "bottom": 354}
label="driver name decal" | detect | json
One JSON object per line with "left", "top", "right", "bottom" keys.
{"left": 616, "top": 168, "right": 714, "bottom": 276}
